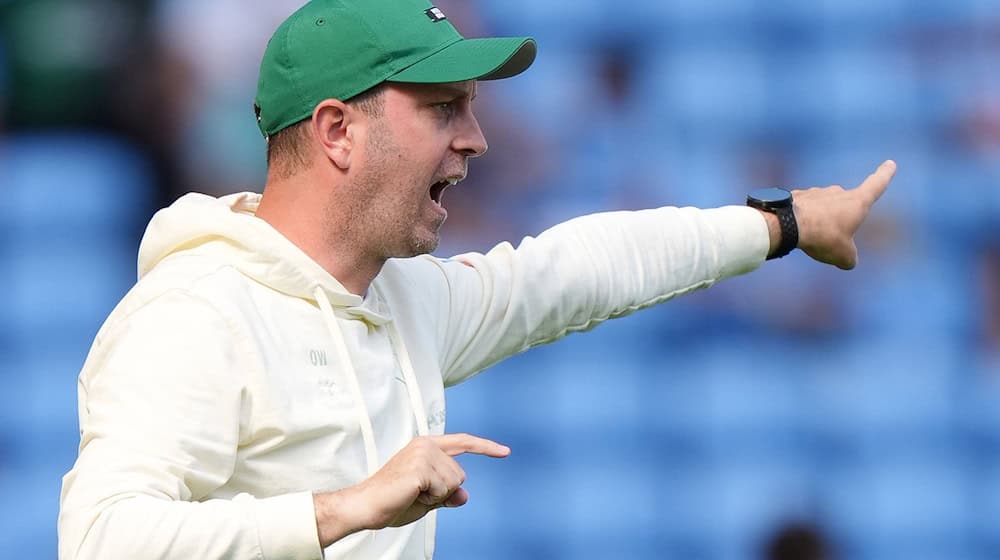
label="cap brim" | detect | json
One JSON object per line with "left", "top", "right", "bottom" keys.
{"left": 387, "top": 37, "right": 536, "bottom": 84}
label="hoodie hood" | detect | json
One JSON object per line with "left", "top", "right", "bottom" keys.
{"left": 137, "top": 192, "right": 391, "bottom": 325}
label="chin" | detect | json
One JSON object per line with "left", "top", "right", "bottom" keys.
{"left": 412, "top": 237, "right": 440, "bottom": 256}
{"left": 411, "top": 223, "right": 443, "bottom": 255}
{"left": 391, "top": 234, "right": 439, "bottom": 259}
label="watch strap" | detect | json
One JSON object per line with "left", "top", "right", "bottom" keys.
{"left": 769, "top": 205, "right": 798, "bottom": 260}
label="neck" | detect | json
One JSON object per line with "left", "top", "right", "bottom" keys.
{"left": 256, "top": 170, "right": 383, "bottom": 297}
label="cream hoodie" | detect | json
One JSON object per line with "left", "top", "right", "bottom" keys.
{"left": 58, "top": 192, "right": 768, "bottom": 559}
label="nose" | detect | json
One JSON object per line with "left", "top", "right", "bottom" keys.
{"left": 454, "top": 110, "right": 488, "bottom": 158}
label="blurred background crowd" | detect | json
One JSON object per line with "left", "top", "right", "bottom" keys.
{"left": 1, "top": 0, "right": 999, "bottom": 559}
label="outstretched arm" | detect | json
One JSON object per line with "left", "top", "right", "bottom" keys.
{"left": 419, "top": 159, "right": 896, "bottom": 384}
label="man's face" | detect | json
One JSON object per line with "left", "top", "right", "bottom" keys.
{"left": 350, "top": 80, "right": 487, "bottom": 258}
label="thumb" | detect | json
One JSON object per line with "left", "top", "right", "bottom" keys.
{"left": 443, "top": 487, "right": 469, "bottom": 508}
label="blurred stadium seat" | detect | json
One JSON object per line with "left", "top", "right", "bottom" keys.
{"left": 0, "top": 132, "right": 151, "bottom": 558}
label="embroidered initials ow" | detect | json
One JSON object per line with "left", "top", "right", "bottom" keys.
{"left": 309, "top": 349, "right": 328, "bottom": 366}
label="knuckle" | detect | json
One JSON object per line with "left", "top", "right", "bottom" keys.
{"left": 410, "top": 438, "right": 435, "bottom": 459}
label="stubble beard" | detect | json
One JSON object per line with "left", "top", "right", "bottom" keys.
{"left": 350, "top": 119, "right": 441, "bottom": 260}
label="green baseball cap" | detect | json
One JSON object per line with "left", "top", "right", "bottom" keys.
{"left": 254, "top": 0, "right": 537, "bottom": 138}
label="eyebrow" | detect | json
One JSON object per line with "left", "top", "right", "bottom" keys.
{"left": 428, "top": 82, "right": 477, "bottom": 101}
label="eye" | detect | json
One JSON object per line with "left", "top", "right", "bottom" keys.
{"left": 433, "top": 101, "right": 456, "bottom": 116}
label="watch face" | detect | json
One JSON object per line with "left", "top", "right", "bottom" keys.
{"left": 749, "top": 187, "right": 792, "bottom": 204}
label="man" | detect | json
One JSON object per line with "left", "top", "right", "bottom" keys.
{"left": 57, "top": 0, "right": 897, "bottom": 558}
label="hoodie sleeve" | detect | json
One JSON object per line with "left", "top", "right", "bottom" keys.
{"left": 435, "top": 205, "right": 770, "bottom": 386}
{"left": 58, "top": 290, "right": 323, "bottom": 560}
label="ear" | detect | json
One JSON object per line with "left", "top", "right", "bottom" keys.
{"left": 310, "top": 99, "right": 356, "bottom": 170}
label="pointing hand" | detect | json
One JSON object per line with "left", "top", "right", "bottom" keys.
{"left": 791, "top": 159, "right": 897, "bottom": 270}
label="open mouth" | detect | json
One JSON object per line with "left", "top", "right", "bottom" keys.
{"left": 429, "top": 177, "right": 459, "bottom": 206}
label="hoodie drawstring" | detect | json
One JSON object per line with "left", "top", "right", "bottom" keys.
{"left": 385, "top": 324, "right": 430, "bottom": 436}
{"left": 314, "top": 286, "right": 436, "bottom": 558}
{"left": 384, "top": 317, "right": 436, "bottom": 560}
{"left": 314, "top": 287, "right": 379, "bottom": 476}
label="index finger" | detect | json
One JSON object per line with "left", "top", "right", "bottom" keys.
{"left": 855, "top": 159, "right": 897, "bottom": 206}
{"left": 431, "top": 433, "right": 511, "bottom": 458}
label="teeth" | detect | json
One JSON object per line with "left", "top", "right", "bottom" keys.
{"left": 447, "top": 177, "right": 459, "bottom": 186}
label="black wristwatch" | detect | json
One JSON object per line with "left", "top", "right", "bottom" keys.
{"left": 746, "top": 187, "right": 798, "bottom": 260}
